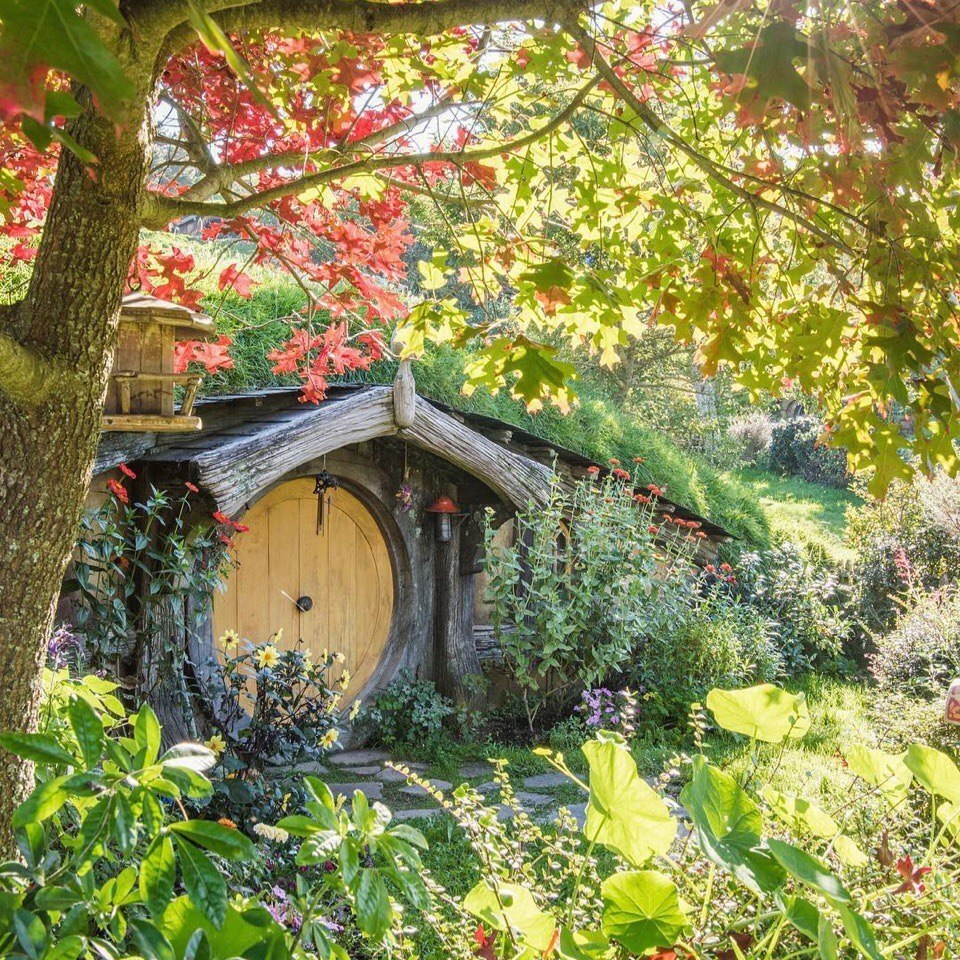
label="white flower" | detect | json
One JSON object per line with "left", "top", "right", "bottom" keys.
{"left": 253, "top": 823, "right": 289, "bottom": 843}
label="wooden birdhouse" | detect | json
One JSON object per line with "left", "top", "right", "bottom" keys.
{"left": 102, "top": 293, "right": 216, "bottom": 432}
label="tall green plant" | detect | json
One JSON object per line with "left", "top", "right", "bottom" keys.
{"left": 484, "top": 472, "right": 698, "bottom": 729}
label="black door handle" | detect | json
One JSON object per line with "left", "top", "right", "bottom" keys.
{"left": 296, "top": 595, "right": 313, "bottom": 612}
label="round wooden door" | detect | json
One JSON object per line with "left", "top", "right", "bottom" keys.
{"left": 212, "top": 479, "right": 394, "bottom": 700}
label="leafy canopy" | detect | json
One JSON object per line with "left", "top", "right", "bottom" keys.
{"left": 3, "top": 0, "right": 960, "bottom": 489}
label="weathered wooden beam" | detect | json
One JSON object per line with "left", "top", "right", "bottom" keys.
{"left": 194, "top": 387, "right": 399, "bottom": 515}
{"left": 403, "top": 399, "right": 553, "bottom": 510}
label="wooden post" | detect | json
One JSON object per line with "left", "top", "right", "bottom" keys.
{"left": 433, "top": 511, "right": 483, "bottom": 705}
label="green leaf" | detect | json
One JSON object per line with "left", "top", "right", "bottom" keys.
{"left": 818, "top": 915, "right": 839, "bottom": 960}
{"left": 160, "top": 897, "right": 287, "bottom": 960}
{"left": 129, "top": 917, "right": 176, "bottom": 960}
{"left": 601, "top": 870, "right": 688, "bottom": 953}
{"left": 67, "top": 696, "right": 104, "bottom": 767}
{"left": 680, "top": 756, "right": 784, "bottom": 895}
{"left": 0, "top": 732, "right": 75, "bottom": 767}
{"left": 832, "top": 835, "right": 868, "bottom": 868}
{"left": 170, "top": 821, "right": 254, "bottom": 861}
{"left": 766, "top": 839, "right": 850, "bottom": 904}
{"left": 463, "top": 880, "right": 557, "bottom": 954}
{"left": 74, "top": 794, "right": 114, "bottom": 862}
{"left": 583, "top": 735, "right": 676, "bottom": 866}
{"left": 761, "top": 786, "right": 839, "bottom": 838}
{"left": 779, "top": 894, "right": 821, "bottom": 943}
{"left": 134, "top": 705, "right": 162, "bottom": 764}
{"left": 13, "top": 909, "right": 47, "bottom": 959}
{"left": 904, "top": 744, "right": 960, "bottom": 804}
{"left": 115, "top": 792, "right": 137, "bottom": 854}
{"left": 141, "top": 836, "right": 176, "bottom": 919}
{"left": 0, "top": 0, "right": 134, "bottom": 123}
{"left": 12, "top": 775, "right": 70, "bottom": 827}
{"left": 706, "top": 684, "right": 810, "bottom": 743}
{"left": 174, "top": 836, "right": 228, "bottom": 928}
{"left": 837, "top": 906, "right": 882, "bottom": 960}
{"left": 354, "top": 868, "right": 392, "bottom": 940}
{"left": 844, "top": 745, "right": 912, "bottom": 806}
{"left": 160, "top": 742, "right": 217, "bottom": 774}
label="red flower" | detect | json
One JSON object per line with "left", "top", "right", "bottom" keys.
{"left": 647, "top": 483, "right": 663, "bottom": 497}
{"left": 634, "top": 493, "right": 650, "bottom": 504}
{"left": 119, "top": 463, "right": 136, "bottom": 479}
{"left": 647, "top": 524, "right": 659, "bottom": 534}
{"left": 696, "top": 531, "right": 708, "bottom": 539}
{"left": 106, "top": 479, "right": 130, "bottom": 504}
{"left": 705, "top": 563, "right": 716, "bottom": 574}
{"left": 894, "top": 855, "right": 931, "bottom": 895}
{"left": 212, "top": 510, "right": 231, "bottom": 525}
{"left": 586, "top": 465, "right": 600, "bottom": 476}
{"left": 612, "top": 468, "right": 630, "bottom": 481}
{"left": 720, "top": 562, "right": 733, "bottom": 573}
{"left": 218, "top": 533, "right": 235, "bottom": 548}
{"left": 608, "top": 458, "right": 620, "bottom": 466}
{"left": 633, "top": 456, "right": 645, "bottom": 464}
{"left": 185, "top": 481, "right": 200, "bottom": 494}
{"left": 232, "top": 522, "right": 250, "bottom": 533}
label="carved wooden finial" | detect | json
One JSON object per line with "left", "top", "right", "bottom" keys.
{"left": 392, "top": 341, "right": 416, "bottom": 429}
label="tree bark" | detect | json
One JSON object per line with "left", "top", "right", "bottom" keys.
{"left": 0, "top": 89, "right": 151, "bottom": 857}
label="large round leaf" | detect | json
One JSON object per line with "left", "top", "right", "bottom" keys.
{"left": 601, "top": 870, "right": 688, "bottom": 953}
{"left": 583, "top": 736, "right": 676, "bottom": 865}
{"left": 904, "top": 744, "right": 960, "bottom": 804}
{"left": 463, "top": 880, "right": 557, "bottom": 954}
{"left": 706, "top": 685, "right": 810, "bottom": 743}
{"left": 844, "top": 745, "right": 912, "bottom": 806}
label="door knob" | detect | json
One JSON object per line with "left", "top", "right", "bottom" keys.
{"left": 295, "top": 595, "right": 313, "bottom": 612}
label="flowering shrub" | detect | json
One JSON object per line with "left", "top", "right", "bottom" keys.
{"left": 870, "top": 587, "right": 960, "bottom": 698}
{"left": 484, "top": 472, "right": 698, "bottom": 729}
{"left": 737, "top": 543, "right": 854, "bottom": 670}
{"left": 361, "top": 671, "right": 454, "bottom": 749}
{"left": 848, "top": 472, "right": 960, "bottom": 632}
{"left": 199, "top": 632, "right": 352, "bottom": 823}
{"left": 66, "top": 470, "right": 233, "bottom": 715}
{"left": 626, "top": 587, "right": 784, "bottom": 725}
{"left": 576, "top": 687, "right": 639, "bottom": 734}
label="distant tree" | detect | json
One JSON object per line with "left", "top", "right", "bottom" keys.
{"left": 2, "top": 0, "right": 960, "bottom": 853}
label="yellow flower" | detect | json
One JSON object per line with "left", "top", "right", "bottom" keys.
{"left": 319, "top": 728, "right": 339, "bottom": 748}
{"left": 220, "top": 629, "right": 241, "bottom": 652}
{"left": 348, "top": 699, "right": 362, "bottom": 721}
{"left": 333, "top": 650, "right": 346, "bottom": 663}
{"left": 338, "top": 670, "right": 351, "bottom": 689}
{"left": 272, "top": 629, "right": 284, "bottom": 644}
{"left": 205, "top": 734, "right": 226, "bottom": 754}
{"left": 256, "top": 645, "right": 281, "bottom": 669}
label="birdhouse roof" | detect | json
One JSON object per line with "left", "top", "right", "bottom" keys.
{"left": 120, "top": 293, "right": 216, "bottom": 338}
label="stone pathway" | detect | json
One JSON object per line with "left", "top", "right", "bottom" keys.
{"left": 301, "top": 747, "right": 681, "bottom": 834}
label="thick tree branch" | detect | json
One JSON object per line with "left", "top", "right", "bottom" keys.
{"left": 563, "top": 18, "right": 856, "bottom": 256}
{"left": 143, "top": 78, "right": 597, "bottom": 227}
{"left": 0, "top": 306, "right": 63, "bottom": 405}
{"left": 158, "top": 0, "right": 576, "bottom": 61}
{"left": 177, "top": 95, "right": 466, "bottom": 203}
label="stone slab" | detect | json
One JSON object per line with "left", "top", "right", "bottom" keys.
{"left": 347, "top": 765, "right": 382, "bottom": 776}
{"left": 514, "top": 791, "right": 553, "bottom": 806}
{"left": 329, "top": 749, "right": 392, "bottom": 767}
{"left": 475, "top": 781, "right": 501, "bottom": 795}
{"left": 522, "top": 773, "right": 569, "bottom": 790}
{"left": 263, "top": 760, "right": 327, "bottom": 777}
{"left": 458, "top": 762, "right": 493, "bottom": 779}
{"left": 376, "top": 767, "right": 411, "bottom": 783}
{"left": 393, "top": 807, "right": 444, "bottom": 821}
{"left": 326, "top": 781, "right": 383, "bottom": 801}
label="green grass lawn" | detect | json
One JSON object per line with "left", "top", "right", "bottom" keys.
{"left": 724, "top": 467, "right": 861, "bottom": 563}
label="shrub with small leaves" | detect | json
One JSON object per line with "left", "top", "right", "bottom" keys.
{"left": 361, "top": 671, "right": 453, "bottom": 749}
{"left": 769, "top": 415, "right": 848, "bottom": 487}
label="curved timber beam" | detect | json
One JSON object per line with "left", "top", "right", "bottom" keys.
{"left": 189, "top": 386, "right": 553, "bottom": 515}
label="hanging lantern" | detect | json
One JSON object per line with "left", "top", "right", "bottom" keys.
{"left": 314, "top": 470, "right": 340, "bottom": 534}
{"left": 426, "top": 495, "right": 459, "bottom": 543}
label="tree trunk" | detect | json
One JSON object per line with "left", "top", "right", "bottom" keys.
{"left": 0, "top": 92, "right": 150, "bottom": 857}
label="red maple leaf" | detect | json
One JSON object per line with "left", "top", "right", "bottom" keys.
{"left": 218, "top": 263, "right": 256, "bottom": 298}
{"left": 894, "top": 855, "right": 932, "bottom": 895}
